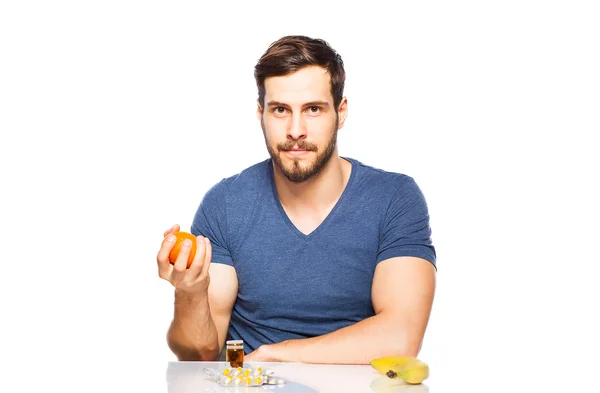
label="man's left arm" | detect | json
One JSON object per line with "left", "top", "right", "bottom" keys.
{"left": 246, "top": 256, "right": 436, "bottom": 364}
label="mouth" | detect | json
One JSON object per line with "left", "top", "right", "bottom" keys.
{"left": 284, "top": 147, "right": 310, "bottom": 152}
{"left": 280, "top": 144, "right": 316, "bottom": 152}
{"left": 282, "top": 148, "right": 311, "bottom": 156}
{"left": 277, "top": 141, "right": 317, "bottom": 157}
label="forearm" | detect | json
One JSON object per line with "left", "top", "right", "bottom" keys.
{"left": 167, "top": 290, "right": 220, "bottom": 361}
{"left": 267, "top": 313, "right": 421, "bottom": 364}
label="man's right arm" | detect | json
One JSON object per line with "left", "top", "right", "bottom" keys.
{"left": 158, "top": 225, "right": 238, "bottom": 361}
{"left": 167, "top": 264, "right": 238, "bottom": 361}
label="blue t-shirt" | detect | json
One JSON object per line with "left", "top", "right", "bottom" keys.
{"left": 191, "top": 157, "right": 436, "bottom": 352}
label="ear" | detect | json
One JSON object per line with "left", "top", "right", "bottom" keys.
{"left": 337, "top": 97, "right": 348, "bottom": 129}
{"left": 256, "top": 99, "right": 263, "bottom": 122}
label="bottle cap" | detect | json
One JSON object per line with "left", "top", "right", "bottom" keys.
{"left": 226, "top": 340, "right": 244, "bottom": 345}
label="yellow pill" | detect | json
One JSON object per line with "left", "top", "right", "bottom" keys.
{"left": 222, "top": 367, "right": 232, "bottom": 376}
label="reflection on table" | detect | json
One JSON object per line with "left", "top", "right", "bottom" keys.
{"left": 166, "top": 361, "right": 430, "bottom": 393}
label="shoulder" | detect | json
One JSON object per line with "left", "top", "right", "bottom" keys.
{"left": 345, "top": 157, "right": 422, "bottom": 197}
{"left": 192, "top": 159, "right": 272, "bottom": 234}
{"left": 346, "top": 159, "right": 436, "bottom": 266}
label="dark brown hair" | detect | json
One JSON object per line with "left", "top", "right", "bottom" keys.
{"left": 254, "top": 35, "right": 346, "bottom": 111}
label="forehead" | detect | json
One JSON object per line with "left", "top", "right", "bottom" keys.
{"left": 264, "top": 66, "right": 333, "bottom": 105}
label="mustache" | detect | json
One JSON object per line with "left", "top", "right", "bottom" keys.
{"left": 277, "top": 140, "right": 318, "bottom": 151}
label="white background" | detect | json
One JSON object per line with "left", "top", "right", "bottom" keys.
{"left": 1, "top": 1, "right": 598, "bottom": 392}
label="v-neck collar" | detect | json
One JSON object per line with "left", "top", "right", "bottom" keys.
{"left": 267, "top": 157, "right": 357, "bottom": 240}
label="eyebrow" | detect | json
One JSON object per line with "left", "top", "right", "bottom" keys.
{"left": 267, "top": 100, "right": 330, "bottom": 108}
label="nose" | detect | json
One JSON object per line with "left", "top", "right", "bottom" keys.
{"left": 287, "top": 113, "right": 306, "bottom": 141}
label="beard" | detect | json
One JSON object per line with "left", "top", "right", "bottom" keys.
{"left": 261, "top": 118, "right": 338, "bottom": 183}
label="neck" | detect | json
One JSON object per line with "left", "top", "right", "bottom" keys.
{"left": 272, "top": 155, "right": 352, "bottom": 212}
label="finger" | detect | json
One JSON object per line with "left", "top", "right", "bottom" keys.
{"left": 171, "top": 238, "right": 193, "bottom": 282}
{"left": 187, "top": 236, "right": 206, "bottom": 276}
{"left": 157, "top": 234, "right": 177, "bottom": 278}
{"left": 163, "top": 224, "right": 180, "bottom": 238}
{"left": 200, "top": 237, "right": 212, "bottom": 276}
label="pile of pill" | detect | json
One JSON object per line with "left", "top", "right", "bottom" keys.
{"left": 218, "top": 366, "right": 285, "bottom": 387}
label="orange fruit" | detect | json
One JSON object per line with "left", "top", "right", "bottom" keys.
{"left": 168, "top": 231, "right": 197, "bottom": 268}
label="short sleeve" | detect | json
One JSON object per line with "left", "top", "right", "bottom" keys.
{"left": 190, "top": 179, "right": 234, "bottom": 266}
{"left": 377, "top": 177, "right": 437, "bottom": 269}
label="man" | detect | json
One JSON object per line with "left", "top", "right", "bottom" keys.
{"left": 157, "top": 35, "right": 436, "bottom": 364}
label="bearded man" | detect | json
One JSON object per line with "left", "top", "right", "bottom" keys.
{"left": 157, "top": 35, "right": 437, "bottom": 364}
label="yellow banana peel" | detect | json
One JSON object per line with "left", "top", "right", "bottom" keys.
{"left": 371, "top": 356, "right": 417, "bottom": 374}
{"left": 370, "top": 356, "right": 429, "bottom": 384}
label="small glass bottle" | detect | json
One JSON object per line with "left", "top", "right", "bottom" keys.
{"left": 226, "top": 340, "right": 244, "bottom": 368}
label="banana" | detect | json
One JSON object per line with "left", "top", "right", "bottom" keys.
{"left": 394, "top": 359, "right": 429, "bottom": 384}
{"left": 371, "top": 356, "right": 417, "bottom": 375}
{"left": 370, "top": 356, "right": 429, "bottom": 384}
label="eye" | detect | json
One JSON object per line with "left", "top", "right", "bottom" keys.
{"left": 308, "top": 106, "right": 321, "bottom": 114}
{"left": 274, "top": 107, "right": 287, "bottom": 114}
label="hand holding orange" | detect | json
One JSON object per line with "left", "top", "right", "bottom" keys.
{"left": 168, "top": 231, "right": 197, "bottom": 268}
{"left": 157, "top": 225, "right": 213, "bottom": 294}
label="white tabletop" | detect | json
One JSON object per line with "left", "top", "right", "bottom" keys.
{"left": 166, "top": 361, "right": 430, "bottom": 393}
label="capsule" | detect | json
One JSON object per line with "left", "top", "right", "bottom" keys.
{"left": 222, "top": 367, "right": 232, "bottom": 376}
{"left": 222, "top": 375, "right": 233, "bottom": 385}
{"left": 253, "top": 367, "right": 264, "bottom": 376}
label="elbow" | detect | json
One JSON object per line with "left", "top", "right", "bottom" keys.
{"left": 396, "top": 332, "right": 424, "bottom": 358}
{"left": 378, "top": 343, "right": 419, "bottom": 359}
{"left": 168, "top": 338, "right": 219, "bottom": 361}
{"left": 397, "top": 344, "right": 421, "bottom": 358}
{"left": 167, "top": 331, "right": 219, "bottom": 361}
{"left": 381, "top": 331, "right": 423, "bottom": 359}
{"left": 381, "top": 344, "right": 421, "bottom": 360}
